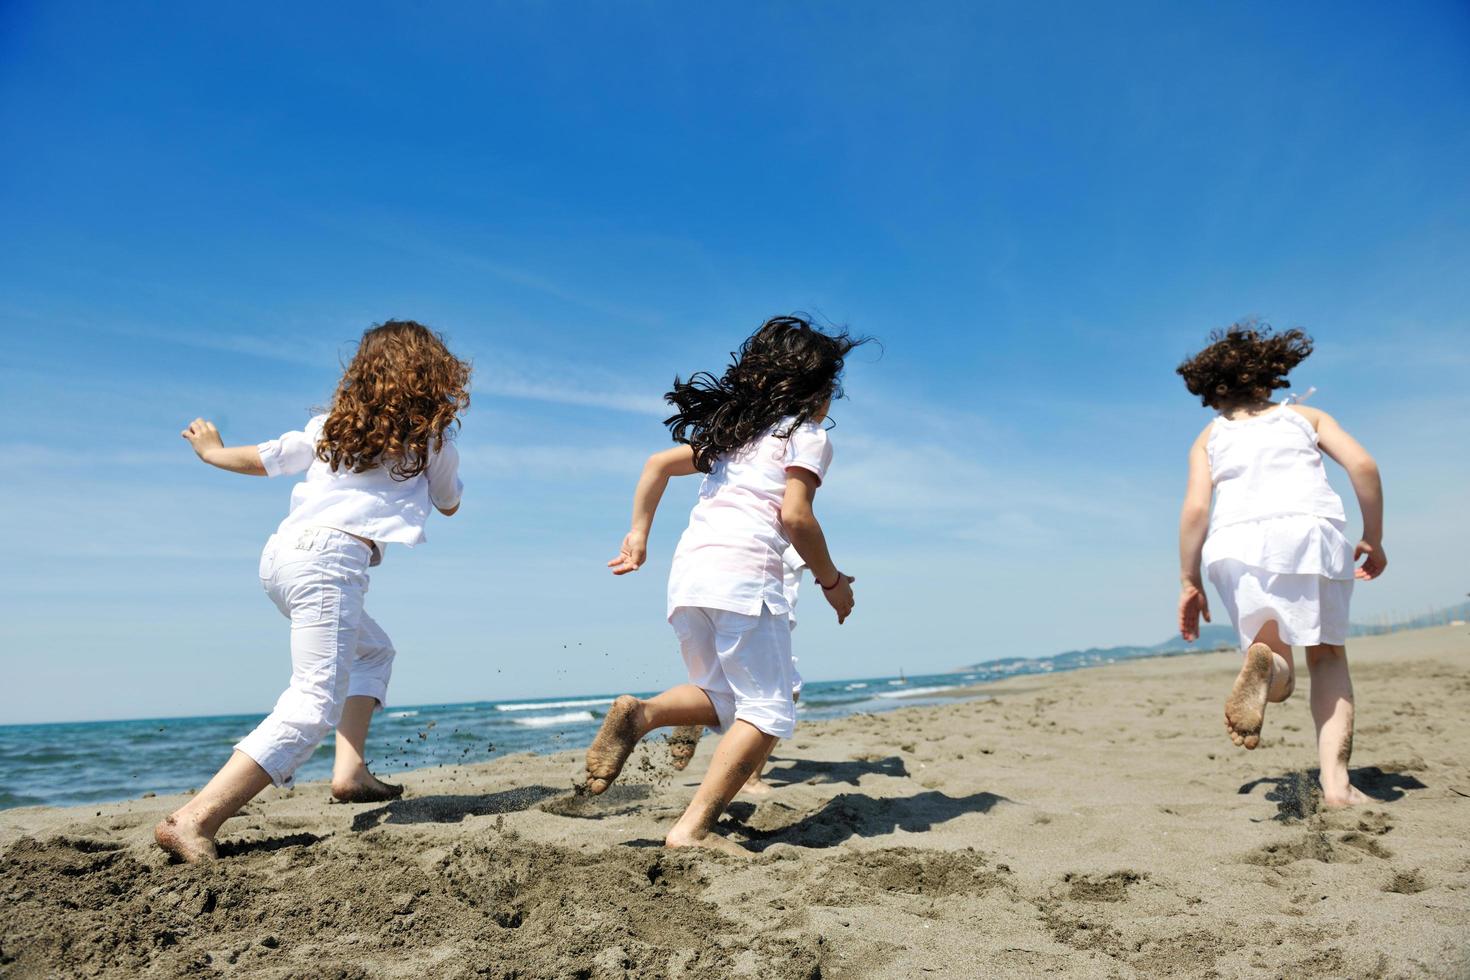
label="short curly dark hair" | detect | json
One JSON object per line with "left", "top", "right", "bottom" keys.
{"left": 1176, "top": 320, "right": 1313, "bottom": 409}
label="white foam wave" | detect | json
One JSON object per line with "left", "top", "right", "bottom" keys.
{"left": 495, "top": 698, "right": 616, "bottom": 712}
{"left": 387, "top": 710, "right": 419, "bottom": 718}
{"left": 511, "top": 710, "right": 598, "bottom": 728}
{"left": 875, "top": 684, "right": 960, "bottom": 700}
{"left": 844, "top": 683, "right": 869, "bottom": 690}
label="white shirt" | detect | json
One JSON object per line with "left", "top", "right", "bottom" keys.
{"left": 667, "top": 418, "right": 833, "bottom": 618}
{"left": 1206, "top": 406, "right": 1345, "bottom": 532}
{"left": 782, "top": 545, "right": 806, "bottom": 627}
{"left": 258, "top": 414, "right": 463, "bottom": 549}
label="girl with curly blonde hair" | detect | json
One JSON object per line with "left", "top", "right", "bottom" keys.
{"left": 156, "top": 320, "right": 470, "bottom": 862}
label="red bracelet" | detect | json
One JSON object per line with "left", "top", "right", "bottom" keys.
{"left": 819, "top": 571, "right": 844, "bottom": 591}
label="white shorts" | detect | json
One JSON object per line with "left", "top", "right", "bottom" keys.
{"left": 1208, "top": 559, "right": 1353, "bottom": 651}
{"left": 671, "top": 604, "right": 796, "bottom": 739}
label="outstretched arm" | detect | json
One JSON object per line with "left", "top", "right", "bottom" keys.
{"left": 1178, "top": 424, "right": 1213, "bottom": 640}
{"left": 608, "top": 445, "right": 697, "bottom": 574}
{"left": 181, "top": 419, "right": 267, "bottom": 476}
{"left": 782, "top": 469, "right": 854, "bottom": 624}
{"left": 1309, "top": 408, "right": 1386, "bottom": 580}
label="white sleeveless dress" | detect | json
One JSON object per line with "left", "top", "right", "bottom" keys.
{"left": 1202, "top": 405, "right": 1355, "bottom": 650}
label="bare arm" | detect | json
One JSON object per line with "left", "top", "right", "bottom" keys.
{"left": 607, "top": 445, "right": 697, "bottom": 574}
{"left": 781, "top": 469, "right": 855, "bottom": 624}
{"left": 181, "top": 418, "right": 267, "bottom": 476}
{"left": 1177, "top": 424, "right": 1213, "bottom": 640}
{"left": 1305, "top": 407, "right": 1387, "bottom": 579}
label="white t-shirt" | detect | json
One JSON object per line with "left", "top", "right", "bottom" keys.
{"left": 782, "top": 545, "right": 805, "bottom": 627}
{"left": 258, "top": 414, "right": 463, "bottom": 549}
{"left": 667, "top": 418, "right": 832, "bottom": 618}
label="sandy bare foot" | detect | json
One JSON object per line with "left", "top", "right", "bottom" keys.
{"left": 1225, "top": 643, "right": 1273, "bottom": 750}
{"left": 739, "top": 777, "right": 773, "bottom": 797}
{"left": 1322, "top": 784, "right": 1374, "bottom": 809}
{"left": 330, "top": 772, "right": 404, "bottom": 804}
{"left": 585, "top": 695, "right": 644, "bottom": 794}
{"left": 665, "top": 827, "right": 752, "bottom": 858}
{"left": 667, "top": 725, "right": 703, "bottom": 771}
{"left": 154, "top": 814, "right": 218, "bottom": 864}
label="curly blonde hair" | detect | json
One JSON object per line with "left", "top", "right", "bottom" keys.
{"left": 317, "top": 320, "right": 471, "bottom": 480}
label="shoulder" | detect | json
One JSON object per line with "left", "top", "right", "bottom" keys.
{"left": 786, "top": 419, "right": 832, "bottom": 453}
{"left": 305, "top": 413, "right": 329, "bottom": 436}
{"left": 1282, "top": 403, "right": 1332, "bottom": 433}
{"left": 1191, "top": 419, "right": 1216, "bottom": 452}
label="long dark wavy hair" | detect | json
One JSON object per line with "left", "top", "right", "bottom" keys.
{"left": 665, "top": 315, "right": 868, "bottom": 472}
{"left": 1176, "top": 319, "right": 1313, "bottom": 410}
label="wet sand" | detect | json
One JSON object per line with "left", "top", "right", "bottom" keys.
{"left": 2, "top": 624, "right": 1467, "bottom": 978}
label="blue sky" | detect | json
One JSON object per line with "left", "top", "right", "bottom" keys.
{"left": 2, "top": 2, "right": 1466, "bottom": 724}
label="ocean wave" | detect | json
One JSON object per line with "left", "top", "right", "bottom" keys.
{"left": 495, "top": 698, "right": 616, "bottom": 713}
{"left": 875, "top": 684, "right": 960, "bottom": 699}
{"left": 387, "top": 710, "right": 419, "bottom": 719}
{"left": 843, "top": 683, "right": 869, "bottom": 690}
{"left": 797, "top": 695, "right": 875, "bottom": 709}
{"left": 511, "top": 711, "right": 599, "bottom": 728}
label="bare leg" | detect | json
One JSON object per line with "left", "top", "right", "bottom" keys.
{"left": 1225, "top": 622, "right": 1294, "bottom": 749}
{"left": 1306, "top": 644, "right": 1371, "bottom": 807}
{"left": 666, "top": 720, "right": 778, "bottom": 856}
{"left": 668, "top": 725, "right": 704, "bottom": 771}
{"left": 154, "top": 751, "right": 273, "bottom": 863}
{"left": 739, "top": 739, "right": 778, "bottom": 796}
{"left": 331, "top": 695, "right": 403, "bottom": 803}
{"left": 584, "top": 685, "right": 719, "bottom": 794}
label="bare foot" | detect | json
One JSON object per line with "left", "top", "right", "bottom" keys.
{"left": 1225, "top": 643, "right": 1273, "bottom": 750}
{"left": 584, "top": 695, "right": 644, "bottom": 794}
{"left": 154, "top": 814, "right": 218, "bottom": 864}
{"left": 739, "top": 777, "right": 773, "bottom": 797}
{"left": 1322, "top": 784, "right": 1373, "bottom": 809}
{"left": 331, "top": 772, "right": 404, "bottom": 804}
{"left": 668, "top": 725, "right": 703, "bottom": 771}
{"left": 665, "top": 826, "right": 752, "bottom": 858}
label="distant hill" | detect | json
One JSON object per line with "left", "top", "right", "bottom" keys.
{"left": 959, "top": 601, "right": 1469, "bottom": 674}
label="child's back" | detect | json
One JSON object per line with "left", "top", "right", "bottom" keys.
{"left": 1175, "top": 322, "right": 1385, "bottom": 809}
{"left": 1202, "top": 404, "right": 1354, "bottom": 592}
{"left": 668, "top": 417, "right": 830, "bottom": 620}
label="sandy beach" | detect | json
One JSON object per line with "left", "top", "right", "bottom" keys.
{"left": 2, "top": 624, "right": 1466, "bottom": 978}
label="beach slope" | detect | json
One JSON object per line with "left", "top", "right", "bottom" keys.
{"left": 2, "top": 625, "right": 1467, "bottom": 978}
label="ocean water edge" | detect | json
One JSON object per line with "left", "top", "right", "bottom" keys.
{"left": 0, "top": 644, "right": 1203, "bottom": 811}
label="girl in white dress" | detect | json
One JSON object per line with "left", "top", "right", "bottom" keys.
{"left": 586, "top": 315, "right": 864, "bottom": 855}
{"left": 1176, "top": 323, "right": 1386, "bottom": 808}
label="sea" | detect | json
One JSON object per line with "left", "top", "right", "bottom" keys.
{"left": 0, "top": 649, "right": 1158, "bottom": 811}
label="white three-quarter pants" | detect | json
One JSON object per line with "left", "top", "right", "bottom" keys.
{"left": 671, "top": 604, "right": 797, "bottom": 739}
{"left": 235, "top": 527, "right": 395, "bottom": 787}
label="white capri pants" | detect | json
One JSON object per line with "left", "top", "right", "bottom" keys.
{"left": 671, "top": 604, "right": 797, "bottom": 739}
{"left": 235, "top": 527, "right": 396, "bottom": 787}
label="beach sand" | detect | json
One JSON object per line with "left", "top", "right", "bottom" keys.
{"left": 2, "top": 624, "right": 1467, "bottom": 978}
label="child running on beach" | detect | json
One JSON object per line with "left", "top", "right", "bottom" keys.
{"left": 585, "top": 315, "right": 861, "bottom": 854}
{"left": 1175, "top": 322, "right": 1385, "bottom": 808}
{"left": 668, "top": 545, "right": 806, "bottom": 795}
{"left": 155, "top": 320, "right": 470, "bottom": 862}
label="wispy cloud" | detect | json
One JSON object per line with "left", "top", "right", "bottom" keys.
{"left": 1, "top": 307, "right": 666, "bottom": 417}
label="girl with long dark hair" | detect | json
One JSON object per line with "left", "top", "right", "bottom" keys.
{"left": 584, "top": 314, "right": 865, "bottom": 854}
